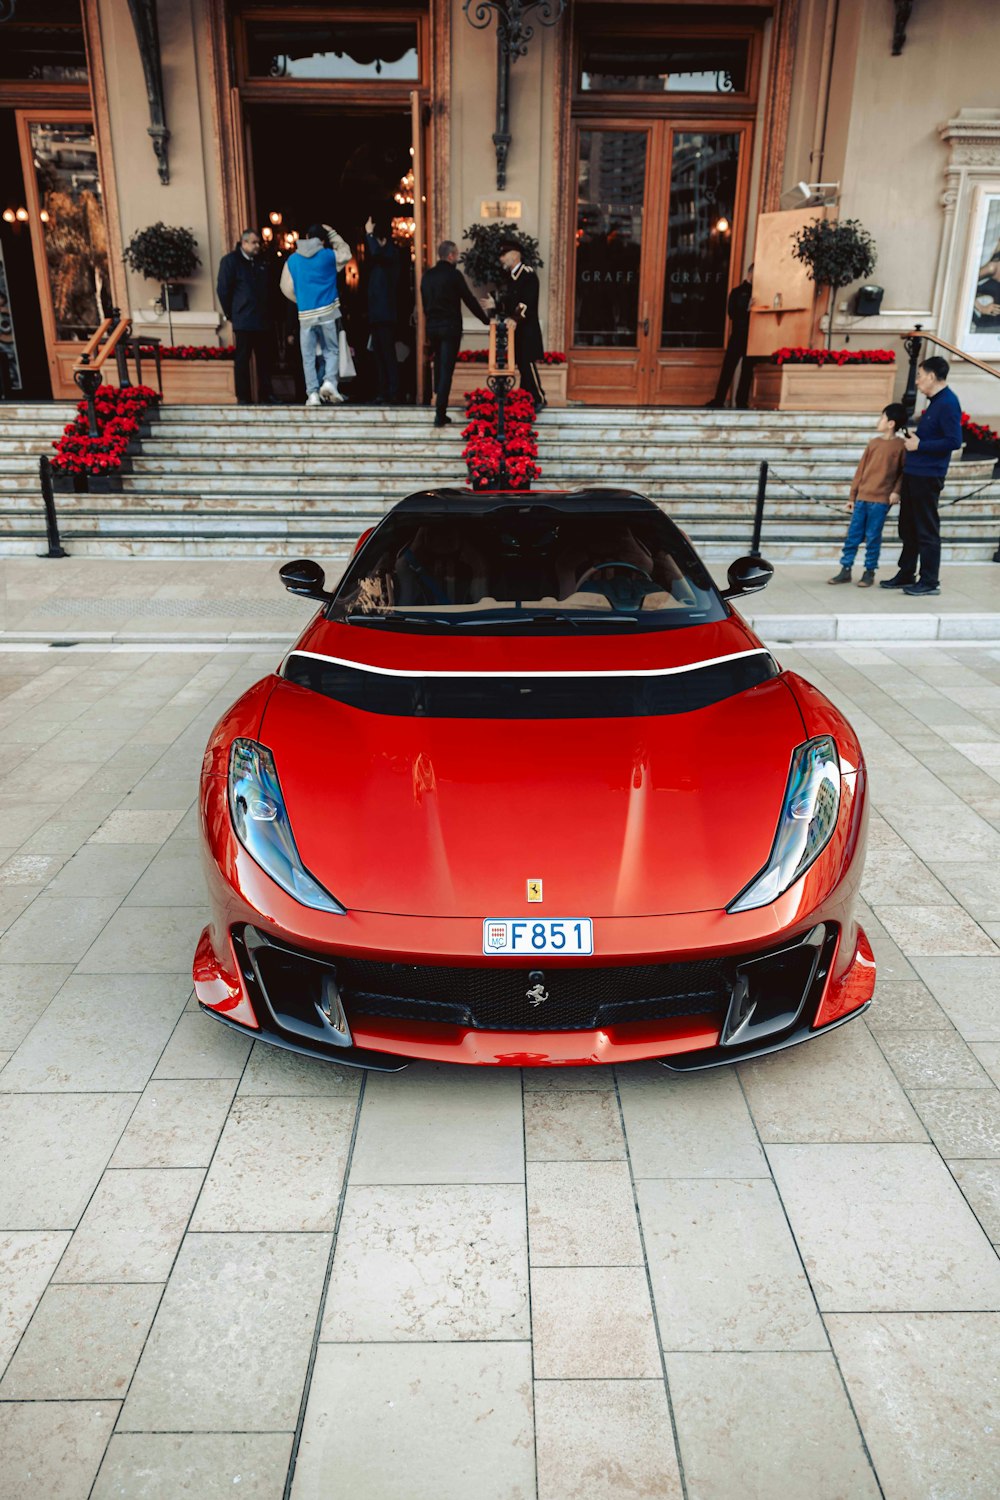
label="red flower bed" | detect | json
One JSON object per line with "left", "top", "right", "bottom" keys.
{"left": 961, "top": 411, "right": 1000, "bottom": 448}
{"left": 52, "top": 384, "right": 160, "bottom": 476}
{"left": 134, "top": 344, "right": 235, "bottom": 360}
{"left": 462, "top": 386, "right": 541, "bottom": 491}
{"left": 772, "top": 346, "right": 896, "bottom": 367}
{"left": 456, "top": 349, "right": 565, "bottom": 365}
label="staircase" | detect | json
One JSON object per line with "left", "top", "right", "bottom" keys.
{"left": 1, "top": 402, "right": 997, "bottom": 562}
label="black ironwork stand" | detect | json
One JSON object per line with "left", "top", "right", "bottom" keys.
{"left": 462, "top": 0, "right": 567, "bottom": 191}
{"left": 902, "top": 326, "right": 923, "bottom": 427}
{"left": 750, "top": 461, "right": 768, "bottom": 558}
{"left": 38, "top": 456, "right": 67, "bottom": 558}
{"left": 487, "top": 316, "right": 517, "bottom": 489}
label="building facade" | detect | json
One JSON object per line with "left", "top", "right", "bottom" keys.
{"left": 1, "top": 0, "right": 998, "bottom": 418}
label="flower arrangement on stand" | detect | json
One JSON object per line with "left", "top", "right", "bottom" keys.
{"left": 135, "top": 344, "right": 235, "bottom": 361}
{"left": 960, "top": 411, "right": 1000, "bottom": 459}
{"left": 772, "top": 347, "right": 895, "bottom": 367}
{"left": 51, "top": 384, "right": 160, "bottom": 492}
{"left": 462, "top": 387, "right": 541, "bottom": 491}
{"left": 456, "top": 349, "right": 566, "bottom": 365}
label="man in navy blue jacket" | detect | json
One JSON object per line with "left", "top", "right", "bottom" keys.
{"left": 880, "top": 355, "right": 962, "bottom": 596}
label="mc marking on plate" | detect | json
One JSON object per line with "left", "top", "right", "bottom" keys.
{"left": 527, "top": 879, "right": 543, "bottom": 903}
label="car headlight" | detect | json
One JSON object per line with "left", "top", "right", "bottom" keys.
{"left": 228, "top": 738, "right": 344, "bottom": 913}
{"left": 728, "top": 736, "right": 841, "bottom": 913}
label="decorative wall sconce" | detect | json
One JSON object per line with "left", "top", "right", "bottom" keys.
{"left": 269, "top": 211, "right": 282, "bottom": 226}
{"left": 462, "top": 0, "right": 567, "bottom": 190}
{"left": 15, "top": 207, "right": 28, "bottom": 221}
{"left": 2, "top": 209, "right": 15, "bottom": 224}
{"left": 261, "top": 226, "right": 273, "bottom": 242}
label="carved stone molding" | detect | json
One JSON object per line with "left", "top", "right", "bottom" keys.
{"left": 931, "top": 108, "right": 1000, "bottom": 353}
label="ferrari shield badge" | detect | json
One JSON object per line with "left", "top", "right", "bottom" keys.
{"left": 527, "top": 879, "right": 543, "bottom": 902}
{"left": 487, "top": 922, "right": 508, "bottom": 950}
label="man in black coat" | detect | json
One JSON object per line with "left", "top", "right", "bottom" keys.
{"left": 217, "top": 229, "right": 274, "bottom": 404}
{"left": 497, "top": 239, "right": 545, "bottom": 407}
{"left": 707, "top": 264, "right": 754, "bottom": 409}
{"left": 421, "top": 240, "right": 489, "bottom": 426}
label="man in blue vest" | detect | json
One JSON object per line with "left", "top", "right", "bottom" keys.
{"left": 281, "top": 223, "right": 352, "bottom": 407}
{"left": 880, "top": 355, "right": 963, "bottom": 597}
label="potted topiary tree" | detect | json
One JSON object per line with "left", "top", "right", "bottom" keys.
{"left": 791, "top": 217, "right": 877, "bottom": 350}
{"left": 122, "top": 223, "right": 200, "bottom": 341}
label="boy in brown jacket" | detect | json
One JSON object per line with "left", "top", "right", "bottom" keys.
{"left": 829, "top": 402, "right": 907, "bottom": 588}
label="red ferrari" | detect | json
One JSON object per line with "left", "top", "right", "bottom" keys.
{"left": 194, "top": 489, "right": 874, "bottom": 1071}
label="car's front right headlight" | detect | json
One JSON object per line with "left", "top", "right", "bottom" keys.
{"left": 228, "top": 738, "right": 344, "bottom": 913}
{"left": 728, "top": 736, "right": 841, "bottom": 913}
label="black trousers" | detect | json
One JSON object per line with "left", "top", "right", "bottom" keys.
{"left": 371, "top": 322, "right": 399, "bottom": 402}
{"left": 712, "top": 334, "right": 753, "bottom": 408}
{"left": 896, "top": 473, "right": 944, "bottom": 586}
{"left": 430, "top": 333, "right": 460, "bottom": 418}
{"left": 233, "top": 329, "right": 272, "bottom": 404}
{"left": 517, "top": 350, "right": 545, "bottom": 406}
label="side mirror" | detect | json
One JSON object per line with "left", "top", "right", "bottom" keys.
{"left": 721, "top": 555, "right": 774, "bottom": 600}
{"left": 279, "top": 558, "right": 332, "bottom": 601}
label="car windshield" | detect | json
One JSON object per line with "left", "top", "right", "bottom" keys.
{"left": 329, "top": 503, "right": 724, "bottom": 632}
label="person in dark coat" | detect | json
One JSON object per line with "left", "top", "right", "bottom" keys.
{"left": 421, "top": 240, "right": 489, "bottom": 427}
{"left": 497, "top": 239, "right": 545, "bottom": 407}
{"left": 217, "top": 229, "right": 274, "bottom": 404}
{"left": 707, "top": 264, "right": 754, "bottom": 410}
{"left": 364, "top": 215, "right": 401, "bottom": 403}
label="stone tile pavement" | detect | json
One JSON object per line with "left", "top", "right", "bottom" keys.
{"left": 0, "top": 630, "right": 999, "bottom": 1495}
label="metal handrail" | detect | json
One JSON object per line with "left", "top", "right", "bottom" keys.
{"left": 78, "top": 317, "right": 112, "bottom": 363}
{"left": 901, "top": 328, "right": 1000, "bottom": 382}
{"left": 899, "top": 325, "right": 1000, "bottom": 426}
{"left": 87, "top": 315, "right": 131, "bottom": 372}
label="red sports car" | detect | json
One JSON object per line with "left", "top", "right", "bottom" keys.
{"left": 194, "top": 488, "right": 874, "bottom": 1071}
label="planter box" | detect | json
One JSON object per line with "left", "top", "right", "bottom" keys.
{"left": 86, "top": 472, "right": 123, "bottom": 494}
{"left": 125, "top": 359, "right": 236, "bottom": 405}
{"left": 751, "top": 364, "right": 896, "bottom": 413}
{"left": 51, "top": 471, "right": 86, "bottom": 494}
{"left": 449, "top": 362, "right": 567, "bottom": 408}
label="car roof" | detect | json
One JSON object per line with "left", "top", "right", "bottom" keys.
{"left": 391, "top": 487, "right": 663, "bottom": 518}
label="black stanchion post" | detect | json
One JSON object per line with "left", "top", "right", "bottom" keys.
{"left": 750, "top": 460, "right": 768, "bottom": 557}
{"left": 74, "top": 362, "right": 103, "bottom": 435}
{"left": 38, "top": 456, "right": 68, "bottom": 558}
{"left": 902, "top": 326, "right": 923, "bottom": 427}
{"left": 486, "top": 315, "right": 516, "bottom": 489}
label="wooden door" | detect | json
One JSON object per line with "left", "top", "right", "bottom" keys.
{"left": 15, "top": 109, "right": 112, "bottom": 400}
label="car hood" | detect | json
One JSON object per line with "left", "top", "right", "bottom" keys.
{"left": 259, "top": 624, "right": 807, "bottom": 917}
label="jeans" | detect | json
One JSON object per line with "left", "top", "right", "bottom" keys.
{"left": 430, "top": 333, "right": 460, "bottom": 418}
{"left": 840, "top": 500, "right": 891, "bottom": 572}
{"left": 299, "top": 319, "right": 338, "bottom": 395}
{"left": 896, "top": 472, "right": 944, "bottom": 586}
{"left": 233, "top": 329, "right": 273, "bottom": 404}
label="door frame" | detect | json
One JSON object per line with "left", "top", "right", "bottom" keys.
{"left": 14, "top": 107, "right": 109, "bottom": 401}
{"left": 566, "top": 117, "right": 752, "bottom": 406}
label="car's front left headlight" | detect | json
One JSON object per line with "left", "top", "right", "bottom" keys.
{"left": 728, "top": 735, "right": 841, "bottom": 913}
{"left": 228, "top": 738, "right": 344, "bottom": 913}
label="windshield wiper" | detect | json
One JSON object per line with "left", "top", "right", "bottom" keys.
{"left": 345, "top": 612, "right": 456, "bottom": 627}
{"left": 454, "top": 612, "right": 640, "bottom": 629}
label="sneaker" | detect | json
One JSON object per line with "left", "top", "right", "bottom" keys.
{"left": 903, "top": 581, "right": 941, "bottom": 596}
{"left": 857, "top": 570, "right": 876, "bottom": 588}
{"left": 320, "top": 381, "right": 344, "bottom": 404}
{"left": 879, "top": 573, "right": 915, "bottom": 589}
{"left": 827, "top": 568, "right": 852, "bottom": 585}
{"left": 305, "top": 391, "right": 322, "bottom": 407}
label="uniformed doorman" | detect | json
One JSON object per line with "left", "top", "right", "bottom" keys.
{"left": 497, "top": 239, "right": 545, "bottom": 407}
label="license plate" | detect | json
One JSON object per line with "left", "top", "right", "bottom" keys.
{"left": 483, "top": 918, "right": 593, "bottom": 955}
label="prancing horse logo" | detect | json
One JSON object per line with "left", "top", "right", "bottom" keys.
{"left": 526, "top": 972, "right": 549, "bottom": 1007}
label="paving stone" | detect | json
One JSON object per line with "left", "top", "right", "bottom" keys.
{"left": 875, "top": 903, "right": 999, "bottom": 956}
{"left": 236, "top": 1040, "right": 361, "bottom": 1095}
{"left": 665, "top": 1352, "right": 879, "bottom": 1500}
{"left": 949, "top": 1160, "right": 1000, "bottom": 1242}
{"left": 930, "top": 860, "right": 1000, "bottom": 922}
{"left": 971, "top": 1042, "right": 1000, "bottom": 1086}
{"left": 124, "top": 841, "right": 207, "bottom": 906}
{"left": 0, "top": 1230, "right": 70, "bottom": 1376}
{"left": 875, "top": 1027, "right": 994, "bottom": 1089}
{"left": 738, "top": 1019, "right": 925, "bottom": 1142}
{"left": 0, "top": 962, "right": 73, "bottom": 1050}
{"left": 617, "top": 1067, "right": 767, "bottom": 1178}
{"left": 349, "top": 1069, "right": 524, "bottom": 1185}
{"left": 321, "top": 1184, "right": 528, "bottom": 1342}
{"left": 637, "top": 1178, "right": 826, "bottom": 1352}
{"left": 0, "top": 1400, "right": 120, "bottom": 1499}
{"left": 0, "top": 1093, "right": 137, "bottom": 1230}
{"left": 120, "top": 1232, "right": 330, "bottom": 1433}
{"left": 88, "top": 808, "right": 186, "bottom": 843}
{"left": 912, "top": 956, "right": 1000, "bottom": 1041}
{"left": 291, "top": 1342, "right": 535, "bottom": 1500}
{"left": 191, "top": 1095, "right": 357, "bottom": 1232}
{"left": 0, "top": 973, "right": 187, "bottom": 1092}
{"left": 91, "top": 1433, "right": 294, "bottom": 1499}
{"left": 76, "top": 905, "right": 207, "bottom": 974}
{"left": 531, "top": 1266, "right": 660, "bottom": 1379}
{"left": 768, "top": 1143, "right": 1000, "bottom": 1311}
{"left": 866, "top": 973, "right": 955, "bottom": 1032}
{"left": 152, "top": 1008, "right": 252, "bottom": 1079}
{"left": 522, "top": 1065, "right": 614, "bottom": 1091}
{"left": 0, "top": 895, "right": 118, "bottom": 964}
{"left": 54, "top": 1168, "right": 202, "bottom": 1284}
{"left": 527, "top": 1161, "right": 643, "bottom": 1266}
{"left": 0, "top": 1282, "right": 161, "bottom": 1400}
{"left": 909, "top": 1087, "right": 1000, "bottom": 1156}
{"left": 534, "top": 1379, "right": 682, "bottom": 1500}
{"left": 109, "top": 1079, "right": 236, "bottom": 1169}
{"left": 861, "top": 849, "right": 953, "bottom": 905}
{"left": 828, "top": 1313, "right": 1000, "bottom": 1500}
{"left": 523, "top": 1090, "right": 625, "bottom": 1160}
{"left": 44, "top": 842, "right": 158, "bottom": 900}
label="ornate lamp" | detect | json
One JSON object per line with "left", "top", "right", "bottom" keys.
{"left": 463, "top": 0, "right": 567, "bottom": 191}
